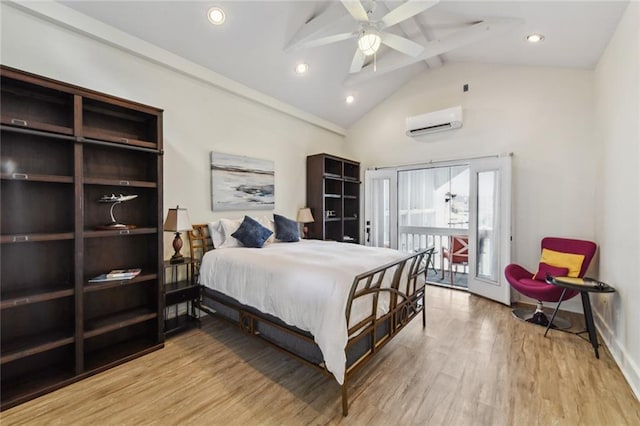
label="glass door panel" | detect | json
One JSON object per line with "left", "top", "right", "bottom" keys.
{"left": 467, "top": 156, "right": 512, "bottom": 305}
{"left": 364, "top": 169, "right": 397, "bottom": 248}
{"left": 476, "top": 170, "right": 499, "bottom": 281}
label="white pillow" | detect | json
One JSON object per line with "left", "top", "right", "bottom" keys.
{"left": 255, "top": 215, "right": 275, "bottom": 244}
{"left": 206, "top": 221, "right": 225, "bottom": 248}
{"left": 218, "top": 218, "right": 243, "bottom": 248}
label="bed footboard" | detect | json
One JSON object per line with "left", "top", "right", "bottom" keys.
{"left": 341, "top": 247, "right": 433, "bottom": 415}
{"left": 190, "top": 221, "right": 434, "bottom": 417}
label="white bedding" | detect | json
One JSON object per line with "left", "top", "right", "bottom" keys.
{"left": 198, "top": 239, "right": 408, "bottom": 384}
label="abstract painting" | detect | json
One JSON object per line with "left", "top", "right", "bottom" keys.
{"left": 211, "top": 152, "right": 275, "bottom": 211}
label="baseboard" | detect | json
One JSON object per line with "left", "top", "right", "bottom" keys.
{"left": 595, "top": 311, "right": 640, "bottom": 402}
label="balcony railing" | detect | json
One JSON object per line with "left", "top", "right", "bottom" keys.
{"left": 399, "top": 225, "right": 469, "bottom": 288}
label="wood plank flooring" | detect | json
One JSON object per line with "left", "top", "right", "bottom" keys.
{"left": 3, "top": 286, "right": 639, "bottom": 425}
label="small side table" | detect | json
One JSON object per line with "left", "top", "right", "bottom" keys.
{"left": 164, "top": 257, "right": 201, "bottom": 337}
{"left": 544, "top": 276, "right": 615, "bottom": 358}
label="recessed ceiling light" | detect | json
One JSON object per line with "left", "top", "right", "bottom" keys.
{"left": 526, "top": 33, "right": 544, "bottom": 43}
{"left": 207, "top": 7, "right": 226, "bottom": 25}
{"left": 345, "top": 95, "right": 355, "bottom": 104}
{"left": 295, "top": 63, "right": 309, "bottom": 75}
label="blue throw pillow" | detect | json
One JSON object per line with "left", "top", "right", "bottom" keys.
{"left": 273, "top": 214, "right": 300, "bottom": 242}
{"left": 231, "top": 216, "right": 273, "bottom": 248}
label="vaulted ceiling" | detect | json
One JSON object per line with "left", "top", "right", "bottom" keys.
{"left": 61, "top": 1, "right": 628, "bottom": 130}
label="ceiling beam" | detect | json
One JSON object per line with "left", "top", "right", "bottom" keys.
{"left": 383, "top": 0, "right": 442, "bottom": 69}
{"left": 344, "top": 17, "right": 524, "bottom": 86}
{"left": 284, "top": 3, "right": 354, "bottom": 52}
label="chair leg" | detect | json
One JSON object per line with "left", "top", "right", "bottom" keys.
{"left": 449, "top": 262, "right": 454, "bottom": 286}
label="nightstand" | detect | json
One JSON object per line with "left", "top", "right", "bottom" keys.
{"left": 164, "top": 257, "right": 200, "bottom": 336}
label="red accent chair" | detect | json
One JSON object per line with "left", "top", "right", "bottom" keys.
{"left": 441, "top": 235, "right": 469, "bottom": 285}
{"left": 505, "top": 237, "right": 597, "bottom": 328}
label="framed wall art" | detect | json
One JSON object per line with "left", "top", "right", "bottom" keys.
{"left": 210, "top": 152, "right": 275, "bottom": 211}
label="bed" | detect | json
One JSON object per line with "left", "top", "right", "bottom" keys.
{"left": 188, "top": 223, "right": 433, "bottom": 416}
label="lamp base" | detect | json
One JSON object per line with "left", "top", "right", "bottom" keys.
{"left": 170, "top": 232, "right": 185, "bottom": 264}
{"left": 96, "top": 222, "right": 136, "bottom": 230}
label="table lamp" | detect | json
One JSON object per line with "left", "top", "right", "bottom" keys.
{"left": 164, "top": 206, "right": 193, "bottom": 264}
{"left": 297, "top": 207, "right": 314, "bottom": 239}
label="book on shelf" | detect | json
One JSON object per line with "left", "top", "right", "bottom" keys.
{"left": 106, "top": 268, "right": 141, "bottom": 278}
{"left": 89, "top": 268, "right": 141, "bottom": 283}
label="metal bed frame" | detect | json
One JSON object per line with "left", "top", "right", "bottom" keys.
{"left": 188, "top": 224, "right": 434, "bottom": 416}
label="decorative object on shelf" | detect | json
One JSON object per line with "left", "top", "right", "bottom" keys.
{"left": 297, "top": 207, "right": 314, "bottom": 239}
{"left": 164, "top": 206, "right": 193, "bottom": 264}
{"left": 96, "top": 194, "right": 138, "bottom": 230}
{"left": 210, "top": 152, "right": 274, "bottom": 211}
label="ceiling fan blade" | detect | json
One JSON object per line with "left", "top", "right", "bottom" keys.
{"left": 380, "top": 0, "right": 439, "bottom": 29}
{"left": 381, "top": 32, "right": 424, "bottom": 57}
{"left": 298, "top": 32, "right": 358, "bottom": 49}
{"left": 341, "top": 0, "right": 369, "bottom": 22}
{"left": 349, "top": 49, "right": 367, "bottom": 74}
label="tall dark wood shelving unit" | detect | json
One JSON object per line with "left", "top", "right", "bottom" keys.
{"left": 306, "top": 153, "right": 360, "bottom": 243}
{"left": 0, "top": 66, "right": 164, "bottom": 410}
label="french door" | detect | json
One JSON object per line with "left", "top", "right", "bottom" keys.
{"left": 364, "top": 155, "right": 512, "bottom": 305}
{"left": 467, "top": 156, "right": 512, "bottom": 305}
{"left": 364, "top": 169, "right": 397, "bottom": 249}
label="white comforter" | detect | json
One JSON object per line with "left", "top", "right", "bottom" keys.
{"left": 198, "top": 239, "right": 407, "bottom": 384}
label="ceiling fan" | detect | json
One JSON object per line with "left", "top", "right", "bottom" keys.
{"left": 287, "top": 0, "right": 439, "bottom": 74}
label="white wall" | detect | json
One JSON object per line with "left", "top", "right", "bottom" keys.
{"left": 345, "top": 62, "right": 598, "bottom": 312}
{"left": 594, "top": 2, "right": 640, "bottom": 400}
{"left": 0, "top": 3, "right": 346, "bottom": 259}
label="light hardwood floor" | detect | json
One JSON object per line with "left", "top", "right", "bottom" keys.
{"left": 3, "top": 286, "right": 639, "bottom": 425}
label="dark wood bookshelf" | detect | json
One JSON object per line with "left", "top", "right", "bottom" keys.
{"left": 1, "top": 332, "right": 75, "bottom": 364}
{"left": 84, "top": 273, "right": 157, "bottom": 293}
{"left": 84, "top": 308, "right": 158, "bottom": 339}
{"left": 0, "top": 233, "right": 75, "bottom": 243}
{"left": 83, "top": 228, "right": 159, "bottom": 238}
{"left": 84, "top": 339, "right": 161, "bottom": 373}
{"left": 1, "top": 287, "right": 74, "bottom": 309}
{"left": 1, "top": 173, "right": 74, "bottom": 183}
{"left": 0, "top": 65, "right": 164, "bottom": 410}
{"left": 83, "top": 177, "right": 157, "bottom": 187}
{"left": 306, "top": 154, "right": 361, "bottom": 243}
{"left": 0, "top": 362, "right": 76, "bottom": 408}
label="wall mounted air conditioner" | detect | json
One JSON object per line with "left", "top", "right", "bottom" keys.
{"left": 405, "top": 106, "right": 463, "bottom": 137}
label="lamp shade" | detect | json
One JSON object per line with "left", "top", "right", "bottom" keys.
{"left": 163, "top": 206, "right": 192, "bottom": 232}
{"left": 297, "top": 207, "right": 314, "bottom": 224}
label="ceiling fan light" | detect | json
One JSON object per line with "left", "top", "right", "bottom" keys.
{"left": 358, "top": 32, "right": 382, "bottom": 56}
